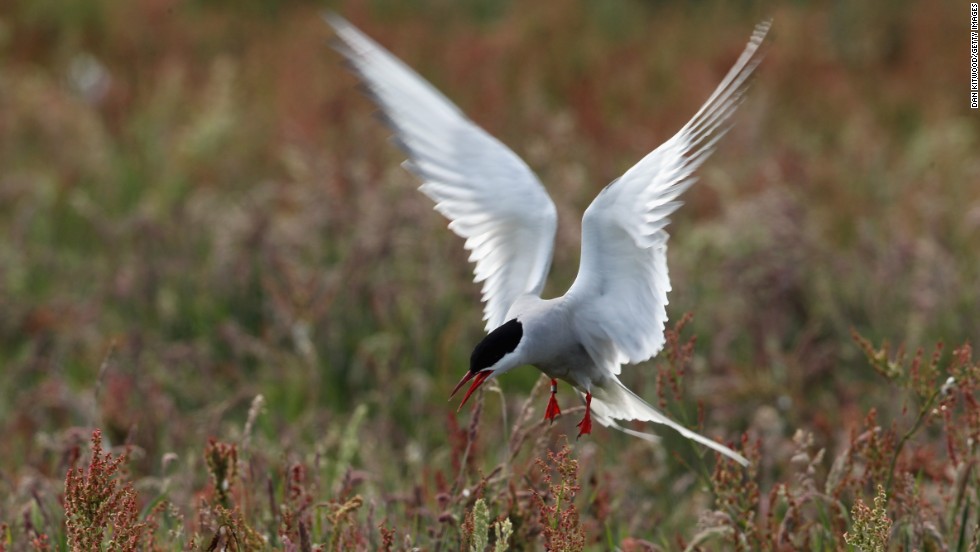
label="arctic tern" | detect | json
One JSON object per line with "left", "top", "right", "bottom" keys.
{"left": 329, "top": 14, "right": 771, "bottom": 466}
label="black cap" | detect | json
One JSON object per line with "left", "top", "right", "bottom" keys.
{"left": 470, "top": 319, "right": 523, "bottom": 372}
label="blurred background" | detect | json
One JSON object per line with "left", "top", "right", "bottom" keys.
{"left": 0, "top": 0, "right": 977, "bottom": 548}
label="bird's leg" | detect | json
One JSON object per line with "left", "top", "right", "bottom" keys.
{"left": 544, "top": 378, "right": 562, "bottom": 423}
{"left": 576, "top": 392, "right": 593, "bottom": 438}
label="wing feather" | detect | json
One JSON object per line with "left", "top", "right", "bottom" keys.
{"left": 328, "top": 14, "right": 558, "bottom": 330}
{"left": 566, "top": 20, "right": 771, "bottom": 372}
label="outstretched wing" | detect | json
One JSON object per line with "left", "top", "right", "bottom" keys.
{"left": 566, "top": 20, "right": 771, "bottom": 372}
{"left": 328, "top": 15, "right": 558, "bottom": 331}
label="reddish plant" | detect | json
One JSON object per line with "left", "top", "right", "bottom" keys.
{"left": 204, "top": 438, "right": 238, "bottom": 509}
{"left": 531, "top": 440, "right": 586, "bottom": 552}
{"left": 63, "top": 429, "right": 149, "bottom": 551}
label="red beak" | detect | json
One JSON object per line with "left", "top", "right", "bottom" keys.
{"left": 449, "top": 370, "right": 493, "bottom": 412}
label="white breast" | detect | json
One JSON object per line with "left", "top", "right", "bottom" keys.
{"left": 510, "top": 295, "right": 608, "bottom": 391}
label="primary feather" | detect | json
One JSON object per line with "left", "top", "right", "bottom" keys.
{"left": 327, "top": 14, "right": 558, "bottom": 331}
{"left": 566, "top": 20, "right": 770, "bottom": 371}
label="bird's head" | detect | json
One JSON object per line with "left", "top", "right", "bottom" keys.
{"left": 449, "top": 319, "right": 524, "bottom": 411}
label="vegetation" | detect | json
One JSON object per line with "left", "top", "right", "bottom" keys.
{"left": 0, "top": 0, "right": 976, "bottom": 549}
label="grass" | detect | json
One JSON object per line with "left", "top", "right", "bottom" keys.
{"left": 1, "top": 0, "right": 978, "bottom": 549}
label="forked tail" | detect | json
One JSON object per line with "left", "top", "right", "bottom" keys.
{"left": 589, "top": 376, "right": 749, "bottom": 466}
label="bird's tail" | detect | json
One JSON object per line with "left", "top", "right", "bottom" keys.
{"left": 589, "top": 376, "right": 749, "bottom": 466}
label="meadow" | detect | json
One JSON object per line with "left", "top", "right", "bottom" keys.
{"left": 0, "top": 0, "right": 978, "bottom": 549}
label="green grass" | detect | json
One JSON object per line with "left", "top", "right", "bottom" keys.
{"left": 1, "top": 0, "right": 978, "bottom": 549}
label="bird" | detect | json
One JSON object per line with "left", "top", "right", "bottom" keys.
{"left": 328, "top": 14, "right": 770, "bottom": 466}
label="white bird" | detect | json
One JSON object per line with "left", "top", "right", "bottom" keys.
{"left": 328, "top": 14, "right": 770, "bottom": 466}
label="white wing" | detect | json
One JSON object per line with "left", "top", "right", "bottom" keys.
{"left": 566, "top": 20, "right": 770, "bottom": 372}
{"left": 327, "top": 15, "right": 558, "bottom": 331}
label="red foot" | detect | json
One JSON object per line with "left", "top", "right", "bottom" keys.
{"left": 544, "top": 379, "right": 561, "bottom": 422}
{"left": 576, "top": 392, "right": 593, "bottom": 438}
